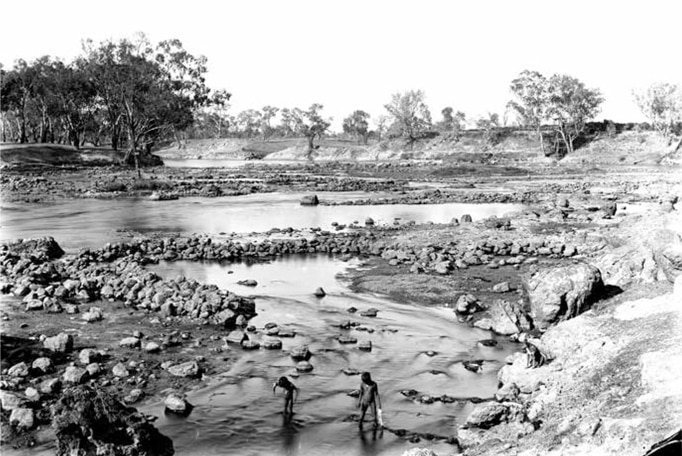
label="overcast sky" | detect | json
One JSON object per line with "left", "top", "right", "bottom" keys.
{"left": 1, "top": 0, "right": 680, "bottom": 130}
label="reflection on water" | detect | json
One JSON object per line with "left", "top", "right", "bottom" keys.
{"left": 144, "top": 256, "right": 517, "bottom": 456}
{"left": 0, "top": 193, "right": 524, "bottom": 253}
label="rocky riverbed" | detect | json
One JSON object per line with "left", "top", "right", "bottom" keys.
{"left": 1, "top": 161, "right": 681, "bottom": 456}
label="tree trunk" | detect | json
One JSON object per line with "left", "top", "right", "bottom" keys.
{"left": 537, "top": 127, "right": 545, "bottom": 154}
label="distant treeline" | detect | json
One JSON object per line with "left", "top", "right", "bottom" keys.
{"left": 2, "top": 35, "right": 681, "bottom": 161}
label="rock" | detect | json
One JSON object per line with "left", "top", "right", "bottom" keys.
{"left": 556, "top": 197, "right": 570, "bottom": 208}
{"left": 43, "top": 333, "right": 74, "bottom": 353}
{"left": 465, "top": 401, "right": 525, "bottom": 429}
{"left": 358, "top": 341, "right": 372, "bottom": 351}
{"left": 8, "top": 362, "right": 30, "bottom": 378}
{"left": 39, "top": 378, "right": 61, "bottom": 394}
{"left": 434, "top": 261, "right": 451, "bottom": 274}
{"left": 165, "top": 392, "right": 192, "bottom": 415}
{"left": 79, "top": 348, "right": 101, "bottom": 365}
{"left": 62, "top": 366, "right": 89, "bottom": 384}
{"left": 237, "top": 279, "right": 258, "bottom": 287}
{"left": 365, "top": 217, "right": 375, "bottom": 226}
{"left": 492, "top": 281, "right": 512, "bottom": 293}
{"left": 0, "top": 391, "right": 27, "bottom": 411}
{"left": 145, "top": 342, "right": 161, "bottom": 353}
{"left": 52, "top": 386, "right": 174, "bottom": 455}
{"left": 450, "top": 217, "right": 459, "bottom": 225}
{"left": 524, "top": 262, "right": 604, "bottom": 329}
{"left": 32, "top": 357, "right": 54, "bottom": 374}
{"left": 314, "top": 287, "right": 326, "bottom": 297}
{"left": 85, "top": 363, "right": 101, "bottom": 377}
{"left": 25, "top": 300, "right": 44, "bottom": 311}
{"left": 296, "top": 361, "right": 314, "bottom": 372}
{"left": 168, "top": 361, "right": 200, "bottom": 378}
{"left": 473, "top": 300, "right": 525, "bottom": 335}
{"left": 241, "top": 340, "right": 260, "bottom": 350}
{"left": 360, "top": 308, "right": 378, "bottom": 317}
{"left": 463, "top": 360, "right": 484, "bottom": 373}
{"left": 262, "top": 338, "right": 283, "bottom": 350}
{"left": 338, "top": 335, "right": 358, "bottom": 344}
{"left": 300, "top": 194, "right": 319, "bottom": 206}
{"left": 65, "top": 304, "right": 79, "bottom": 314}
{"left": 119, "top": 336, "right": 141, "bottom": 349}
{"left": 225, "top": 330, "right": 248, "bottom": 345}
{"left": 290, "top": 345, "right": 311, "bottom": 361}
{"left": 112, "top": 363, "right": 130, "bottom": 378}
{"left": 24, "top": 387, "right": 40, "bottom": 402}
{"left": 602, "top": 201, "right": 617, "bottom": 217}
{"left": 124, "top": 388, "right": 145, "bottom": 404}
{"left": 495, "top": 382, "right": 520, "bottom": 402}
{"left": 9, "top": 407, "right": 35, "bottom": 430}
{"left": 215, "top": 309, "right": 237, "bottom": 328}
{"left": 461, "top": 214, "right": 473, "bottom": 223}
{"left": 456, "top": 294, "right": 480, "bottom": 314}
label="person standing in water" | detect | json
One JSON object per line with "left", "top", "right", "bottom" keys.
{"left": 358, "top": 372, "right": 382, "bottom": 428}
{"left": 273, "top": 376, "right": 299, "bottom": 415}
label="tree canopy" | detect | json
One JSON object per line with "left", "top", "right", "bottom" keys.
{"left": 633, "top": 82, "right": 682, "bottom": 141}
{"left": 384, "top": 90, "right": 432, "bottom": 143}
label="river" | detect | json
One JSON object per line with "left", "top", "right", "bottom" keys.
{"left": 142, "top": 256, "right": 517, "bottom": 456}
{"left": 0, "top": 191, "right": 525, "bottom": 455}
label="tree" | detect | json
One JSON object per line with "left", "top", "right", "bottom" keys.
{"left": 476, "top": 112, "right": 502, "bottom": 145}
{"left": 508, "top": 70, "right": 549, "bottom": 152}
{"left": 545, "top": 74, "right": 603, "bottom": 155}
{"left": 384, "top": 90, "right": 432, "bottom": 144}
{"left": 295, "top": 104, "right": 331, "bottom": 157}
{"left": 342, "top": 110, "right": 370, "bottom": 144}
{"left": 633, "top": 83, "right": 682, "bottom": 141}
{"left": 1, "top": 59, "right": 38, "bottom": 143}
{"left": 438, "top": 107, "right": 466, "bottom": 132}
{"left": 81, "top": 34, "right": 210, "bottom": 173}
{"left": 236, "top": 109, "right": 262, "bottom": 137}
{"left": 260, "top": 105, "right": 279, "bottom": 140}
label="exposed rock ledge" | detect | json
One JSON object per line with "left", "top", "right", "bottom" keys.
{"left": 456, "top": 277, "right": 682, "bottom": 455}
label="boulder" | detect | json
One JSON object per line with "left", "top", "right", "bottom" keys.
{"left": 237, "top": 279, "right": 258, "bottom": 287}
{"left": 119, "top": 337, "right": 141, "bottom": 349}
{"left": 82, "top": 307, "right": 103, "bottom": 323}
{"left": 79, "top": 348, "right": 101, "bottom": 365}
{"left": 290, "top": 345, "right": 311, "bottom": 361}
{"left": 32, "top": 357, "right": 54, "bottom": 374}
{"left": 62, "top": 366, "right": 89, "bottom": 384}
{"left": 473, "top": 300, "right": 527, "bottom": 335}
{"left": 165, "top": 392, "right": 192, "bottom": 415}
{"left": 167, "top": 361, "right": 200, "bottom": 378}
{"left": 0, "top": 391, "right": 27, "bottom": 411}
{"left": 492, "top": 281, "right": 512, "bottom": 293}
{"left": 43, "top": 333, "right": 74, "bottom": 353}
{"left": 296, "top": 361, "right": 314, "bottom": 372}
{"left": 465, "top": 401, "right": 525, "bottom": 429}
{"left": 314, "top": 287, "right": 326, "bottom": 297}
{"left": 365, "top": 217, "right": 375, "bottom": 226}
{"left": 495, "top": 382, "right": 520, "bottom": 402}
{"left": 262, "top": 338, "right": 282, "bottom": 350}
{"left": 359, "top": 341, "right": 372, "bottom": 352}
{"left": 300, "top": 195, "right": 319, "bottom": 206}
{"left": 461, "top": 214, "right": 473, "bottom": 223}
{"left": 225, "top": 330, "right": 247, "bottom": 345}
{"left": 9, "top": 408, "right": 35, "bottom": 430}
{"left": 456, "top": 294, "right": 480, "bottom": 314}
{"left": 145, "top": 342, "right": 161, "bottom": 353}
{"left": 8, "top": 362, "right": 30, "bottom": 378}
{"left": 39, "top": 378, "right": 61, "bottom": 394}
{"left": 523, "top": 262, "right": 604, "bottom": 329}
{"left": 112, "top": 363, "right": 130, "bottom": 378}
{"left": 52, "top": 386, "right": 174, "bottom": 456}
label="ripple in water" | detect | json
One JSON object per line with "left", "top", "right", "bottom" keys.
{"left": 144, "top": 256, "right": 518, "bottom": 456}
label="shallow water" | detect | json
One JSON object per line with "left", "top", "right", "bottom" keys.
{"left": 144, "top": 256, "right": 517, "bottom": 456}
{"left": 0, "top": 192, "right": 524, "bottom": 253}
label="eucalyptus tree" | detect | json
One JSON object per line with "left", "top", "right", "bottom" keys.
{"left": 633, "top": 82, "right": 682, "bottom": 141}
{"left": 342, "top": 110, "right": 370, "bottom": 144}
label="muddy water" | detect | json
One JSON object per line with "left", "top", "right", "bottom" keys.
{"left": 0, "top": 193, "right": 524, "bottom": 253}
{"left": 144, "top": 256, "right": 517, "bottom": 456}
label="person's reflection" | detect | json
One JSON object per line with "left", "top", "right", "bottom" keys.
{"left": 281, "top": 412, "right": 298, "bottom": 455}
{"left": 358, "top": 424, "right": 383, "bottom": 455}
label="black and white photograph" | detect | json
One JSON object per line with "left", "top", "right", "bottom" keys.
{"left": 1, "top": 1, "right": 681, "bottom": 455}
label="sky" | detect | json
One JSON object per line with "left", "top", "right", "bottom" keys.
{"left": 1, "top": 0, "right": 680, "bottom": 131}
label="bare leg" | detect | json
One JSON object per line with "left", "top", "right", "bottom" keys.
{"left": 359, "top": 404, "right": 367, "bottom": 427}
